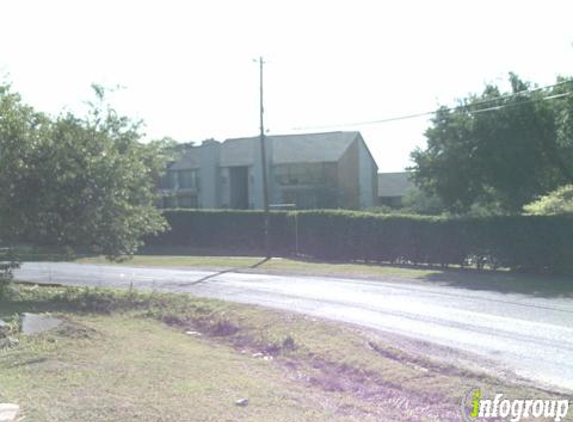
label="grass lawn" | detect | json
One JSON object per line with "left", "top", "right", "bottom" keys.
{"left": 2, "top": 315, "right": 358, "bottom": 422}
{"left": 74, "top": 255, "right": 455, "bottom": 279}
{"left": 0, "top": 283, "right": 568, "bottom": 421}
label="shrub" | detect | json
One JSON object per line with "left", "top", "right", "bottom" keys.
{"left": 146, "top": 209, "right": 573, "bottom": 275}
{"left": 148, "top": 209, "right": 293, "bottom": 254}
{"left": 0, "top": 247, "right": 20, "bottom": 298}
{"left": 523, "top": 184, "right": 573, "bottom": 215}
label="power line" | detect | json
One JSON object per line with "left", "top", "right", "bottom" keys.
{"left": 462, "top": 91, "right": 572, "bottom": 115}
{"left": 456, "top": 79, "right": 573, "bottom": 109}
{"left": 292, "top": 80, "right": 573, "bottom": 131}
{"left": 293, "top": 110, "right": 434, "bottom": 130}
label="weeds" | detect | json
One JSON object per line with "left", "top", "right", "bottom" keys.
{"left": 1, "top": 283, "right": 563, "bottom": 422}
{"left": 257, "top": 334, "right": 297, "bottom": 356}
{"left": 209, "top": 319, "right": 240, "bottom": 337}
{"left": 3, "top": 284, "right": 303, "bottom": 359}
{"left": 283, "top": 334, "right": 296, "bottom": 351}
{"left": 0, "top": 247, "right": 20, "bottom": 300}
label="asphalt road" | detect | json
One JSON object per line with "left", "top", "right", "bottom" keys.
{"left": 14, "top": 262, "right": 573, "bottom": 392}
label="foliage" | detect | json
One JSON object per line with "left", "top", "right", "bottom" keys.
{"left": 0, "top": 83, "right": 167, "bottom": 259}
{"left": 523, "top": 184, "right": 573, "bottom": 215}
{"left": 0, "top": 248, "right": 19, "bottom": 298}
{"left": 150, "top": 209, "right": 573, "bottom": 275}
{"left": 411, "top": 74, "right": 573, "bottom": 214}
{"left": 149, "top": 209, "right": 293, "bottom": 254}
{"left": 367, "top": 205, "right": 396, "bottom": 214}
{"left": 147, "top": 136, "right": 191, "bottom": 167}
{"left": 555, "top": 76, "right": 573, "bottom": 152}
{"left": 401, "top": 187, "right": 446, "bottom": 215}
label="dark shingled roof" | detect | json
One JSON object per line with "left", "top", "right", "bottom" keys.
{"left": 220, "top": 137, "right": 256, "bottom": 167}
{"left": 270, "top": 131, "right": 361, "bottom": 164}
{"left": 169, "top": 149, "right": 201, "bottom": 170}
{"left": 168, "top": 131, "right": 368, "bottom": 170}
{"left": 378, "top": 172, "right": 415, "bottom": 197}
{"left": 221, "top": 131, "right": 361, "bottom": 166}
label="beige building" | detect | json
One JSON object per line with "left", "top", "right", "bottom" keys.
{"left": 160, "top": 131, "right": 378, "bottom": 210}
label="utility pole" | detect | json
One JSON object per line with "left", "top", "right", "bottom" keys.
{"left": 257, "top": 56, "right": 271, "bottom": 258}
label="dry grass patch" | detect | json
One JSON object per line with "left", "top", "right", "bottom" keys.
{"left": 0, "top": 284, "right": 569, "bottom": 421}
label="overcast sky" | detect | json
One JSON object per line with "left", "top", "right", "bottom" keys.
{"left": 2, "top": 0, "right": 572, "bottom": 171}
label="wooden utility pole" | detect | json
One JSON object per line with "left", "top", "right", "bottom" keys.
{"left": 257, "top": 57, "right": 271, "bottom": 258}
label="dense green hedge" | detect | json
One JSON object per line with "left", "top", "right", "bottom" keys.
{"left": 147, "top": 210, "right": 293, "bottom": 255}
{"left": 147, "top": 210, "right": 573, "bottom": 274}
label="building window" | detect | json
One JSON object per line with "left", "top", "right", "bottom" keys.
{"left": 178, "top": 170, "right": 198, "bottom": 189}
{"left": 274, "top": 163, "right": 334, "bottom": 186}
{"left": 160, "top": 170, "right": 178, "bottom": 189}
{"left": 161, "top": 169, "right": 199, "bottom": 190}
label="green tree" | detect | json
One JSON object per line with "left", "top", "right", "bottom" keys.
{"left": 523, "top": 184, "right": 573, "bottom": 215}
{"left": 0, "top": 83, "right": 167, "bottom": 259}
{"left": 401, "top": 186, "right": 446, "bottom": 215}
{"left": 554, "top": 76, "right": 573, "bottom": 163}
{"left": 411, "top": 74, "right": 573, "bottom": 214}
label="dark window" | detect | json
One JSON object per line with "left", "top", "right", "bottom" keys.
{"left": 178, "top": 170, "right": 198, "bottom": 189}
{"left": 229, "top": 166, "right": 249, "bottom": 209}
{"left": 275, "top": 163, "right": 333, "bottom": 186}
{"left": 160, "top": 170, "right": 178, "bottom": 189}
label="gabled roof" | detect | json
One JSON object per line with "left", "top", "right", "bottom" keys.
{"left": 270, "top": 131, "right": 361, "bottom": 164}
{"left": 221, "top": 131, "right": 362, "bottom": 166}
{"left": 220, "top": 137, "right": 256, "bottom": 167}
{"left": 378, "top": 172, "right": 415, "bottom": 197}
{"left": 169, "top": 149, "right": 201, "bottom": 170}
{"left": 168, "top": 131, "right": 373, "bottom": 170}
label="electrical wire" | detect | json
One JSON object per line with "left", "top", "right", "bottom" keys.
{"left": 292, "top": 80, "right": 573, "bottom": 131}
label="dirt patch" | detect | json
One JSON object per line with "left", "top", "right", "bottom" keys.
{"left": 367, "top": 340, "right": 451, "bottom": 375}
{"left": 208, "top": 319, "right": 240, "bottom": 337}
{"left": 156, "top": 305, "right": 564, "bottom": 422}
{"left": 54, "top": 321, "right": 100, "bottom": 339}
{"left": 9, "top": 357, "right": 49, "bottom": 368}
{"left": 161, "top": 315, "right": 463, "bottom": 421}
{"left": 364, "top": 329, "right": 545, "bottom": 392}
{"left": 162, "top": 315, "right": 240, "bottom": 338}
{"left": 295, "top": 356, "right": 462, "bottom": 422}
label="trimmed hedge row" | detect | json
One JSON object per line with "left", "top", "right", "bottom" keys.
{"left": 148, "top": 210, "right": 573, "bottom": 274}
{"left": 148, "top": 210, "right": 293, "bottom": 255}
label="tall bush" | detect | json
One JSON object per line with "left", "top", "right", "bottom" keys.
{"left": 148, "top": 209, "right": 573, "bottom": 275}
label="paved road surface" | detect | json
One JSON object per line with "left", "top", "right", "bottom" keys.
{"left": 14, "top": 262, "right": 573, "bottom": 392}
